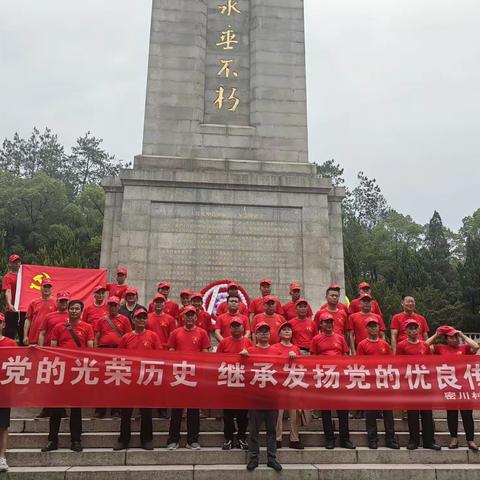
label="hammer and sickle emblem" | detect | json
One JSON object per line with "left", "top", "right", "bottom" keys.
{"left": 30, "top": 272, "right": 51, "bottom": 290}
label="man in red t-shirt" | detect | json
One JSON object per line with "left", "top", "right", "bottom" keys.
{"left": 217, "top": 318, "right": 252, "bottom": 451}
{"left": 348, "top": 282, "right": 383, "bottom": 319}
{"left": 215, "top": 282, "right": 249, "bottom": 317}
{"left": 181, "top": 292, "right": 213, "bottom": 334}
{"left": 1, "top": 254, "right": 26, "bottom": 343}
{"left": 43, "top": 300, "right": 94, "bottom": 454}
{"left": 282, "top": 283, "right": 313, "bottom": 320}
{"left": 251, "top": 296, "right": 285, "bottom": 344}
{"left": 215, "top": 295, "right": 251, "bottom": 342}
{"left": 0, "top": 312, "right": 17, "bottom": 472}
{"left": 397, "top": 321, "right": 441, "bottom": 451}
{"left": 310, "top": 314, "right": 355, "bottom": 450}
{"left": 24, "top": 278, "right": 56, "bottom": 345}
{"left": 176, "top": 289, "right": 193, "bottom": 322}
{"left": 315, "top": 286, "right": 349, "bottom": 338}
{"left": 357, "top": 318, "right": 399, "bottom": 450}
{"left": 239, "top": 322, "right": 282, "bottom": 472}
{"left": 390, "top": 295, "right": 429, "bottom": 353}
{"left": 146, "top": 294, "right": 176, "bottom": 348}
{"left": 347, "top": 293, "right": 385, "bottom": 354}
{"left": 114, "top": 308, "right": 161, "bottom": 451}
{"left": 167, "top": 306, "right": 210, "bottom": 450}
{"left": 106, "top": 267, "right": 129, "bottom": 300}
{"left": 38, "top": 292, "right": 70, "bottom": 347}
{"left": 118, "top": 287, "right": 145, "bottom": 324}
{"left": 289, "top": 298, "right": 316, "bottom": 353}
{"left": 248, "top": 279, "right": 284, "bottom": 324}
{"left": 83, "top": 285, "right": 108, "bottom": 328}
{"left": 147, "top": 282, "right": 179, "bottom": 319}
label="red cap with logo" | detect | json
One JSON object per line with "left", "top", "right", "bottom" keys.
{"left": 116, "top": 268, "right": 128, "bottom": 276}
{"left": 180, "top": 289, "right": 193, "bottom": 297}
{"left": 318, "top": 312, "right": 335, "bottom": 322}
{"left": 364, "top": 317, "right": 379, "bottom": 326}
{"left": 327, "top": 284, "right": 341, "bottom": 291}
{"left": 93, "top": 285, "right": 106, "bottom": 293}
{"left": 359, "top": 292, "right": 372, "bottom": 301}
{"left": 41, "top": 278, "right": 53, "bottom": 287}
{"left": 133, "top": 308, "right": 148, "bottom": 319}
{"left": 262, "top": 295, "right": 277, "bottom": 304}
{"left": 190, "top": 292, "right": 203, "bottom": 301}
{"left": 153, "top": 294, "right": 166, "bottom": 303}
{"left": 278, "top": 322, "right": 292, "bottom": 333}
{"left": 358, "top": 282, "right": 371, "bottom": 289}
{"left": 57, "top": 291, "right": 70, "bottom": 301}
{"left": 227, "top": 282, "right": 239, "bottom": 289}
{"left": 158, "top": 282, "right": 171, "bottom": 289}
{"left": 437, "top": 325, "right": 457, "bottom": 337}
{"left": 289, "top": 282, "right": 301, "bottom": 291}
{"left": 125, "top": 287, "right": 138, "bottom": 296}
{"left": 401, "top": 318, "right": 420, "bottom": 329}
{"left": 295, "top": 298, "right": 309, "bottom": 306}
{"left": 182, "top": 305, "right": 197, "bottom": 315}
{"left": 259, "top": 279, "right": 272, "bottom": 286}
{"left": 107, "top": 296, "right": 121, "bottom": 305}
{"left": 8, "top": 254, "right": 21, "bottom": 263}
{"left": 255, "top": 321, "right": 271, "bottom": 333}
{"left": 229, "top": 317, "right": 243, "bottom": 326}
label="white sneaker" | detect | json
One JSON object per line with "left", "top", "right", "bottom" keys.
{"left": 167, "top": 442, "right": 179, "bottom": 450}
{"left": 0, "top": 457, "right": 8, "bottom": 472}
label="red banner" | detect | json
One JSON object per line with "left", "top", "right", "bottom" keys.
{"left": 14, "top": 265, "right": 107, "bottom": 311}
{"left": 1, "top": 347, "right": 480, "bottom": 409}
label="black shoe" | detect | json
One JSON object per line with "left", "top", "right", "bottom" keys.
{"left": 386, "top": 440, "right": 400, "bottom": 450}
{"left": 71, "top": 441, "right": 83, "bottom": 452}
{"left": 94, "top": 410, "right": 105, "bottom": 419}
{"left": 60, "top": 409, "right": 68, "bottom": 418}
{"left": 267, "top": 459, "right": 283, "bottom": 472}
{"left": 247, "top": 459, "right": 258, "bottom": 471}
{"left": 238, "top": 438, "right": 248, "bottom": 450}
{"left": 423, "top": 443, "right": 441, "bottom": 451}
{"left": 276, "top": 440, "right": 282, "bottom": 449}
{"left": 289, "top": 441, "right": 304, "bottom": 450}
{"left": 113, "top": 441, "right": 128, "bottom": 450}
{"left": 340, "top": 440, "right": 356, "bottom": 449}
{"left": 141, "top": 441, "right": 154, "bottom": 450}
{"left": 407, "top": 441, "right": 419, "bottom": 450}
{"left": 368, "top": 440, "right": 378, "bottom": 450}
{"left": 111, "top": 410, "right": 121, "bottom": 418}
{"left": 36, "top": 409, "right": 50, "bottom": 419}
{"left": 325, "top": 438, "right": 335, "bottom": 449}
{"left": 41, "top": 441, "right": 58, "bottom": 452}
{"left": 222, "top": 440, "right": 233, "bottom": 450}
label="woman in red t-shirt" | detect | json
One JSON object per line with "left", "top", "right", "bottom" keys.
{"left": 427, "top": 326, "right": 479, "bottom": 450}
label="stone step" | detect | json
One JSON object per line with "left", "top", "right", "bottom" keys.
{"left": 5, "top": 447, "right": 480, "bottom": 468}
{"left": 10, "top": 417, "right": 479, "bottom": 434}
{"left": 7, "top": 431, "right": 480, "bottom": 449}
{"left": 4, "top": 463, "right": 480, "bottom": 480}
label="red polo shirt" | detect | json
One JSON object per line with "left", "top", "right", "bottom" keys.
{"left": 248, "top": 297, "right": 284, "bottom": 317}
{"left": 272, "top": 342, "right": 301, "bottom": 357}
{"left": 349, "top": 297, "right": 383, "bottom": 319}
{"left": 83, "top": 302, "right": 108, "bottom": 328}
{"left": 119, "top": 330, "right": 162, "bottom": 350}
{"left": 148, "top": 300, "right": 180, "bottom": 319}
{"left": 107, "top": 283, "right": 129, "bottom": 299}
{"left": 396, "top": 339, "right": 431, "bottom": 355}
{"left": 215, "top": 312, "right": 250, "bottom": 338}
{"left": 0, "top": 336, "right": 17, "bottom": 347}
{"left": 251, "top": 313, "right": 284, "bottom": 344}
{"left": 217, "top": 336, "right": 252, "bottom": 354}
{"left": 289, "top": 317, "right": 317, "bottom": 349}
{"left": 434, "top": 344, "right": 475, "bottom": 355}
{"left": 282, "top": 301, "right": 313, "bottom": 321}
{"left": 347, "top": 312, "right": 385, "bottom": 346}
{"left": 390, "top": 312, "right": 430, "bottom": 343}
{"left": 168, "top": 326, "right": 211, "bottom": 352}
{"left": 247, "top": 345, "right": 281, "bottom": 355}
{"left": 40, "top": 310, "right": 69, "bottom": 346}
{"left": 26, "top": 298, "right": 57, "bottom": 343}
{"left": 216, "top": 301, "right": 248, "bottom": 317}
{"left": 1, "top": 271, "right": 18, "bottom": 311}
{"left": 314, "top": 308, "right": 349, "bottom": 337}
{"left": 357, "top": 338, "right": 392, "bottom": 355}
{"left": 95, "top": 314, "right": 132, "bottom": 346}
{"left": 50, "top": 321, "right": 94, "bottom": 348}
{"left": 146, "top": 312, "right": 177, "bottom": 347}
{"left": 310, "top": 332, "right": 349, "bottom": 356}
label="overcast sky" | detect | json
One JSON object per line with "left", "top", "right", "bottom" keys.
{"left": 1, "top": 0, "right": 479, "bottom": 230}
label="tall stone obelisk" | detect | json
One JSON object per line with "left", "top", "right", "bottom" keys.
{"left": 101, "top": 0, "right": 345, "bottom": 307}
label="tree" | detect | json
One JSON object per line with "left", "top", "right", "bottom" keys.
{"left": 315, "top": 159, "right": 345, "bottom": 187}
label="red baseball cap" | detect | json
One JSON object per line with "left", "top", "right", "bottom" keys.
{"left": 437, "top": 325, "right": 457, "bottom": 337}
{"left": 158, "top": 282, "right": 171, "bottom": 289}
{"left": 255, "top": 321, "right": 271, "bottom": 333}
{"left": 402, "top": 319, "right": 420, "bottom": 329}
{"left": 358, "top": 282, "right": 371, "bottom": 289}
{"left": 125, "top": 287, "right": 138, "bottom": 296}
{"left": 289, "top": 282, "right": 301, "bottom": 291}
{"left": 365, "top": 317, "right": 379, "bottom": 326}
{"left": 227, "top": 282, "right": 239, "bottom": 289}
{"left": 93, "top": 285, "right": 106, "bottom": 293}
{"left": 191, "top": 292, "right": 203, "bottom": 301}
{"left": 183, "top": 305, "right": 197, "bottom": 315}
{"left": 57, "top": 291, "right": 70, "bottom": 301}
{"left": 318, "top": 312, "right": 335, "bottom": 322}
{"left": 295, "top": 298, "right": 309, "bottom": 307}
{"left": 262, "top": 295, "right": 277, "bottom": 304}
{"left": 8, "top": 254, "right": 21, "bottom": 263}
{"left": 229, "top": 317, "right": 243, "bottom": 326}
{"left": 327, "top": 284, "right": 341, "bottom": 291}
{"left": 41, "top": 278, "right": 53, "bottom": 287}
{"left": 278, "top": 322, "right": 292, "bottom": 333}
{"left": 360, "top": 292, "right": 372, "bottom": 301}
{"left": 116, "top": 268, "right": 128, "bottom": 276}
{"left": 153, "top": 294, "right": 166, "bottom": 303}
{"left": 180, "top": 289, "right": 193, "bottom": 297}
{"left": 133, "top": 308, "right": 148, "bottom": 319}
{"left": 259, "top": 279, "right": 272, "bottom": 286}
{"left": 107, "top": 296, "right": 121, "bottom": 305}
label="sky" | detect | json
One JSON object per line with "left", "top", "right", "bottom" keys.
{"left": 1, "top": 0, "right": 479, "bottom": 230}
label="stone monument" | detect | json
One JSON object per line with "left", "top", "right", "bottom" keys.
{"left": 100, "top": 0, "right": 345, "bottom": 307}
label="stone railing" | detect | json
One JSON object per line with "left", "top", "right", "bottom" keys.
{"left": 464, "top": 332, "right": 480, "bottom": 342}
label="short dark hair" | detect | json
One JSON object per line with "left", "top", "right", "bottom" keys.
{"left": 326, "top": 287, "right": 340, "bottom": 295}
{"left": 227, "top": 295, "right": 240, "bottom": 302}
{"left": 68, "top": 300, "right": 84, "bottom": 310}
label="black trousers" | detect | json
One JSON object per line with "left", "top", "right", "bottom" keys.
{"left": 49, "top": 408, "right": 82, "bottom": 443}
{"left": 223, "top": 409, "right": 248, "bottom": 441}
{"left": 322, "top": 410, "right": 350, "bottom": 441}
{"left": 4, "top": 311, "right": 25, "bottom": 344}
{"left": 407, "top": 410, "right": 435, "bottom": 445}
{"left": 366, "top": 410, "right": 395, "bottom": 442}
{"left": 248, "top": 410, "right": 277, "bottom": 460}
{"left": 168, "top": 409, "right": 200, "bottom": 444}
{"left": 447, "top": 410, "right": 475, "bottom": 441}
{"left": 119, "top": 408, "right": 153, "bottom": 444}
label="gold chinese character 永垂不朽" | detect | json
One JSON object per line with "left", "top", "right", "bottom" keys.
{"left": 214, "top": 86, "right": 240, "bottom": 112}
{"left": 216, "top": 28, "right": 238, "bottom": 50}
{"left": 218, "top": 0, "right": 241, "bottom": 16}
{"left": 217, "top": 59, "right": 238, "bottom": 79}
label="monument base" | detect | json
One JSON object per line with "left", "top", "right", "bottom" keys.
{"left": 101, "top": 158, "right": 345, "bottom": 307}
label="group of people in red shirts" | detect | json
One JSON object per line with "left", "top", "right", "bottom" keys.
{"left": 1, "top": 254, "right": 479, "bottom": 473}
